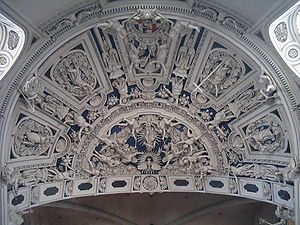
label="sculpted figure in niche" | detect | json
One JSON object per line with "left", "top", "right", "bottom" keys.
{"left": 128, "top": 40, "right": 141, "bottom": 74}
{"left": 170, "top": 76, "right": 184, "bottom": 104}
{"left": 101, "top": 37, "right": 124, "bottom": 79}
{"left": 262, "top": 182, "right": 272, "bottom": 199}
{"left": 149, "top": 40, "right": 167, "bottom": 74}
{"left": 112, "top": 77, "right": 129, "bottom": 104}
{"left": 173, "top": 34, "right": 195, "bottom": 78}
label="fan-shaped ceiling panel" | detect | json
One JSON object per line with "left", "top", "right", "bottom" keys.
{"left": 0, "top": 1, "right": 299, "bottom": 225}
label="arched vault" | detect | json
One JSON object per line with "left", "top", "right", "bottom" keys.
{"left": 0, "top": 1, "right": 299, "bottom": 224}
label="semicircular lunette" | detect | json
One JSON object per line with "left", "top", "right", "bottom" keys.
{"left": 77, "top": 109, "right": 225, "bottom": 178}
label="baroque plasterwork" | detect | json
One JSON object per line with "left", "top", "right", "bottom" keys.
{"left": 0, "top": 2, "right": 299, "bottom": 225}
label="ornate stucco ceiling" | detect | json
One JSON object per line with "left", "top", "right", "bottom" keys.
{"left": 0, "top": 1, "right": 299, "bottom": 225}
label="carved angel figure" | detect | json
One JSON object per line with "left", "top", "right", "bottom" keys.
{"left": 64, "top": 112, "right": 94, "bottom": 141}
{"left": 47, "top": 168, "right": 74, "bottom": 181}
{"left": 205, "top": 107, "right": 235, "bottom": 136}
{"left": 275, "top": 156, "right": 300, "bottom": 183}
{"left": 92, "top": 151, "right": 120, "bottom": 168}
{"left": 162, "top": 141, "right": 185, "bottom": 168}
{"left": 114, "top": 144, "right": 143, "bottom": 164}
{"left": 1, "top": 165, "right": 21, "bottom": 195}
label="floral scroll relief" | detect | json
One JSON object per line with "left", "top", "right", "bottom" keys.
{"left": 52, "top": 51, "right": 96, "bottom": 98}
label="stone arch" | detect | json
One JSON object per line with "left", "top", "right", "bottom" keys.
{"left": 0, "top": 2, "right": 299, "bottom": 225}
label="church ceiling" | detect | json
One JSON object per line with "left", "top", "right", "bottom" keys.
{"left": 0, "top": 1, "right": 299, "bottom": 225}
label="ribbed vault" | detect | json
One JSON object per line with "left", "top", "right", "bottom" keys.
{"left": 0, "top": 1, "right": 299, "bottom": 225}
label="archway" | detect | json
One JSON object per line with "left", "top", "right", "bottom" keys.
{"left": 0, "top": 2, "right": 299, "bottom": 225}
